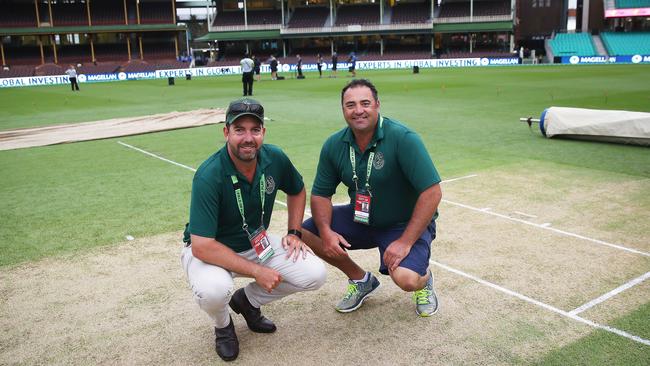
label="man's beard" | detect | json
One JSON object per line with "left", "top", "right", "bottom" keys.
{"left": 230, "top": 143, "right": 258, "bottom": 162}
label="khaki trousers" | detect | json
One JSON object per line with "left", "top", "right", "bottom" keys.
{"left": 181, "top": 234, "right": 326, "bottom": 328}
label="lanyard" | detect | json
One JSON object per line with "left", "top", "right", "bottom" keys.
{"left": 349, "top": 146, "right": 374, "bottom": 192}
{"left": 349, "top": 117, "right": 383, "bottom": 192}
{"left": 231, "top": 173, "right": 265, "bottom": 235}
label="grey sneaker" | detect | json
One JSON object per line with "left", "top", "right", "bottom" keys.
{"left": 335, "top": 272, "right": 380, "bottom": 313}
{"left": 413, "top": 269, "right": 439, "bottom": 317}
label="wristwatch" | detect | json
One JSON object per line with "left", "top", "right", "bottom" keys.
{"left": 287, "top": 229, "right": 302, "bottom": 239}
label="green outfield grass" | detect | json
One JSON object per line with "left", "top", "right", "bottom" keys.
{"left": 1, "top": 65, "right": 649, "bottom": 265}
{"left": 1, "top": 64, "right": 649, "bottom": 364}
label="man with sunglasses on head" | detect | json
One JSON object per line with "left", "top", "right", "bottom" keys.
{"left": 181, "top": 98, "right": 326, "bottom": 362}
{"left": 302, "top": 79, "right": 442, "bottom": 317}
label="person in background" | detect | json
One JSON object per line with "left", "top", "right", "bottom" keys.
{"left": 296, "top": 54, "right": 303, "bottom": 78}
{"left": 269, "top": 55, "right": 278, "bottom": 81}
{"left": 65, "top": 64, "right": 80, "bottom": 91}
{"left": 347, "top": 52, "right": 357, "bottom": 77}
{"left": 252, "top": 55, "right": 261, "bottom": 82}
{"left": 316, "top": 53, "right": 324, "bottom": 78}
{"left": 240, "top": 53, "right": 254, "bottom": 96}
{"left": 330, "top": 52, "right": 338, "bottom": 78}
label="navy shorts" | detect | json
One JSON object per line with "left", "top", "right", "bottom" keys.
{"left": 302, "top": 204, "right": 436, "bottom": 276}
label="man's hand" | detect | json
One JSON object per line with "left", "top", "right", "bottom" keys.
{"left": 321, "top": 229, "right": 351, "bottom": 259}
{"left": 252, "top": 266, "right": 282, "bottom": 293}
{"left": 282, "top": 234, "right": 314, "bottom": 262}
{"left": 383, "top": 239, "right": 413, "bottom": 273}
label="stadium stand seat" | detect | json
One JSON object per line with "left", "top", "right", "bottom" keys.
{"left": 91, "top": 2, "right": 127, "bottom": 25}
{"left": 335, "top": 4, "right": 380, "bottom": 25}
{"left": 601, "top": 32, "right": 650, "bottom": 55}
{"left": 0, "top": 3, "right": 37, "bottom": 27}
{"left": 51, "top": 2, "right": 88, "bottom": 26}
{"left": 0, "top": 65, "right": 35, "bottom": 78}
{"left": 439, "top": 0, "right": 510, "bottom": 18}
{"left": 77, "top": 62, "right": 121, "bottom": 75}
{"left": 549, "top": 33, "right": 598, "bottom": 56}
{"left": 288, "top": 7, "right": 329, "bottom": 28}
{"left": 614, "top": 0, "right": 650, "bottom": 8}
{"left": 140, "top": 1, "right": 174, "bottom": 24}
{"left": 391, "top": 3, "right": 431, "bottom": 23}
{"left": 34, "top": 63, "right": 64, "bottom": 76}
{"left": 213, "top": 9, "right": 280, "bottom": 27}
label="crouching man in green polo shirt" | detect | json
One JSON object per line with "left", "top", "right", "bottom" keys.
{"left": 302, "top": 79, "right": 442, "bottom": 317}
{"left": 181, "top": 98, "right": 326, "bottom": 362}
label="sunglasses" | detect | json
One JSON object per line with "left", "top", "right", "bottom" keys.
{"left": 227, "top": 102, "right": 264, "bottom": 117}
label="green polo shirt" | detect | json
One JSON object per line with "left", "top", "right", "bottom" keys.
{"left": 312, "top": 115, "right": 440, "bottom": 228}
{"left": 184, "top": 144, "right": 304, "bottom": 252}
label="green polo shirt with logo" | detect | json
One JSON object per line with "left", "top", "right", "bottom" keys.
{"left": 184, "top": 144, "right": 304, "bottom": 252}
{"left": 312, "top": 115, "right": 440, "bottom": 228}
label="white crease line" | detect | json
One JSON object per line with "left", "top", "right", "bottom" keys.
{"left": 118, "top": 141, "right": 288, "bottom": 208}
{"left": 441, "top": 174, "right": 478, "bottom": 183}
{"left": 118, "top": 141, "right": 197, "bottom": 172}
{"left": 569, "top": 271, "right": 650, "bottom": 315}
{"left": 442, "top": 199, "right": 650, "bottom": 257}
{"left": 514, "top": 211, "right": 537, "bottom": 218}
{"left": 431, "top": 260, "right": 650, "bottom": 346}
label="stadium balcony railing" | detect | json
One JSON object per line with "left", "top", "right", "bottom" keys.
{"left": 601, "top": 31, "right": 650, "bottom": 55}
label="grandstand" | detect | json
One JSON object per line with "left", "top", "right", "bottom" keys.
{"left": 4, "top": 0, "right": 649, "bottom": 77}
{"left": 0, "top": 0, "right": 188, "bottom": 77}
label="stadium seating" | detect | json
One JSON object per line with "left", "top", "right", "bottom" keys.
{"left": 0, "top": 3, "right": 37, "bottom": 27}
{"left": 34, "top": 63, "right": 64, "bottom": 76}
{"left": 288, "top": 7, "right": 329, "bottom": 28}
{"left": 51, "top": 2, "right": 88, "bottom": 26}
{"left": 140, "top": 1, "right": 174, "bottom": 24}
{"left": 391, "top": 3, "right": 431, "bottom": 23}
{"left": 213, "top": 9, "right": 281, "bottom": 27}
{"left": 438, "top": 0, "right": 510, "bottom": 18}
{"left": 91, "top": 2, "right": 127, "bottom": 25}
{"left": 601, "top": 32, "right": 650, "bottom": 55}
{"left": 0, "top": 65, "right": 35, "bottom": 78}
{"left": 614, "top": 0, "right": 650, "bottom": 8}
{"left": 77, "top": 62, "right": 121, "bottom": 75}
{"left": 335, "top": 4, "right": 380, "bottom": 25}
{"left": 549, "top": 33, "right": 598, "bottom": 56}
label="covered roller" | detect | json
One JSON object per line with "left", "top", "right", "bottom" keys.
{"left": 522, "top": 107, "right": 650, "bottom": 146}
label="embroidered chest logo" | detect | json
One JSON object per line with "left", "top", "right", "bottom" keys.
{"left": 373, "top": 152, "right": 385, "bottom": 170}
{"left": 265, "top": 175, "right": 276, "bottom": 194}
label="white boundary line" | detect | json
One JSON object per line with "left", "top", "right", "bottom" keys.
{"left": 569, "top": 271, "right": 650, "bottom": 315}
{"left": 431, "top": 260, "right": 650, "bottom": 346}
{"left": 117, "top": 140, "right": 290, "bottom": 208}
{"left": 442, "top": 199, "right": 650, "bottom": 257}
{"left": 116, "top": 141, "right": 650, "bottom": 346}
